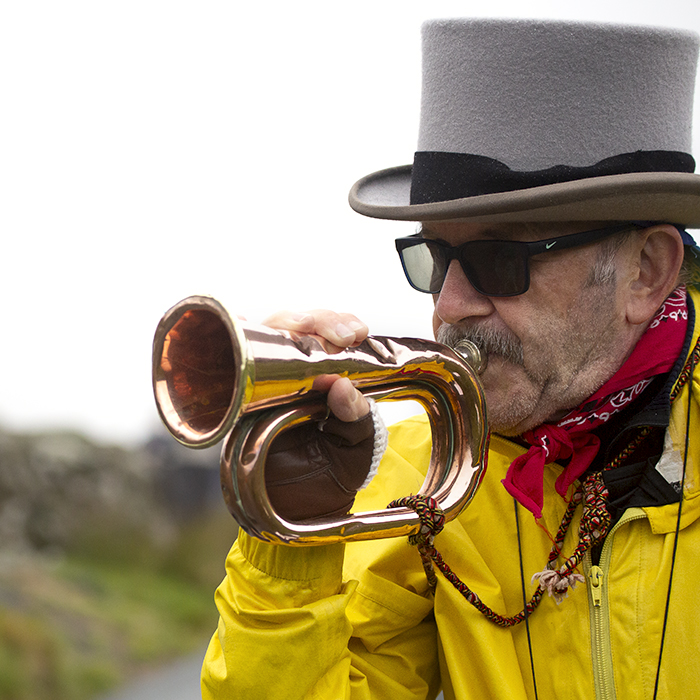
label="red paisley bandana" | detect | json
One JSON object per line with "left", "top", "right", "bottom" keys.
{"left": 502, "top": 287, "right": 689, "bottom": 519}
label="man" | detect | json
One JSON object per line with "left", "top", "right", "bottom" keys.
{"left": 201, "top": 19, "right": 700, "bottom": 699}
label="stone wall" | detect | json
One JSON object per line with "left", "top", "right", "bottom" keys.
{"left": 0, "top": 426, "right": 222, "bottom": 557}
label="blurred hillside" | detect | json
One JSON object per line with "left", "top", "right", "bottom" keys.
{"left": 0, "top": 426, "right": 237, "bottom": 700}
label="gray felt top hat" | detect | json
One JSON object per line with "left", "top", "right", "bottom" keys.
{"left": 348, "top": 19, "right": 700, "bottom": 226}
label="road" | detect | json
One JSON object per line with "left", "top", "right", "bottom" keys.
{"left": 97, "top": 649, "right": 205, "bottom": 700}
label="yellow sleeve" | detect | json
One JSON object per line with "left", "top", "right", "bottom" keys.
{"left": 201, "top": 530, "right": 440, "bottom": 700}
{"left": 201, "top": 416, "right": 441, "bottom": 699}
{"left": 201, "top": 533, "right": 352, "bottom": 700}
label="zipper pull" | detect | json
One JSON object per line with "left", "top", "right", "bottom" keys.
{"left": 589, "top": 565, "right": 604, "bottom": 607}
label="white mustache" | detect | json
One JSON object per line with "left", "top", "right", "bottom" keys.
{"left": 436, "top": 323, "right": 524, "bottom": 367}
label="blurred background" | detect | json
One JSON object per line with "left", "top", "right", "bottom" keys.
{"left": 0, "top": 0, "right": 699, "bottom": 697}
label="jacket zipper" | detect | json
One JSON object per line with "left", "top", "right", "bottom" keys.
{"left": 585, "top": 507, "right": 648, "bottom": 700}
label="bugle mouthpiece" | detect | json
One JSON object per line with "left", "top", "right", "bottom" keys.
{"left": 451, "top": 339, "right": 486, "bottom": 374}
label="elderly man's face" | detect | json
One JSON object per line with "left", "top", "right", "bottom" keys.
{"left": 427, "top": 221, "right": 641, "bottom": 436}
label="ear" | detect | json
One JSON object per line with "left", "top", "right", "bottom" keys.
{"left": 624, "top": 225, "right": 685, "bottom": 326}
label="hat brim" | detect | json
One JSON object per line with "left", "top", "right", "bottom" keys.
{"left": 349, "top": 165, "right": 700, "bottom": 227}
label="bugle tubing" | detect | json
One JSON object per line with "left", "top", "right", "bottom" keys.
{"left": 152, "top": 295, "right": 489, "bottom": 544}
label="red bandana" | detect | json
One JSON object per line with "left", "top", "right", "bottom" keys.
{"left": 501, "top": 287, "right": 689, "bottom": 519}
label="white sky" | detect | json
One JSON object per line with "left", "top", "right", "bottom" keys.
{"left": 1, "top": 0, "right": 700, "bottom": 445}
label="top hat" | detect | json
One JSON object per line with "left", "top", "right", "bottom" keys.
{"left": 349, "top": 19, "right": 700, "bottom": 227}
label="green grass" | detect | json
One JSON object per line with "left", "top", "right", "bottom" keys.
{"left": 0, "top": 508, "right": 238, "bottom": 700}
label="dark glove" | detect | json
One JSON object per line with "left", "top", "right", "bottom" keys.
{"left": 264, "top": 412, "right": 375, "bottom": 521}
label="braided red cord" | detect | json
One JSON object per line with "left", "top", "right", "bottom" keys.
{"left": 390, "top": 334, "right": 700, "bottom": 627}
{"left": 389, "top": 494, "right": 546, "bottom": 627}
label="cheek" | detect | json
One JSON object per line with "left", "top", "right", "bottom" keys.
{"left": 530, "top": 249, "right": 599, "bottom": 298}
{"left": 524, "top": 271, "right": 587, "bottom": 324}
{"left": 494, "top": 302, "right": 564, "bottom": 368}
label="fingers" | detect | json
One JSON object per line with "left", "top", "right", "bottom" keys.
{"left": 261, "top": 309, "right": 370, "bottom": 423}
{"left": 327, "top": 377, "right": 370, "bottom": 422}
{"left": 262, "top": 309, "right": 369, "bottom": 348}
{"left": 262, "top": 310, "right": 316, "bottom": 334}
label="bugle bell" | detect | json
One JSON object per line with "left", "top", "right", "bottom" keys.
{"left": 152, "top": 295, "right": 489, "bottom": 545}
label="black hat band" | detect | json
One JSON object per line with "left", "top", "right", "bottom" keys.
{"left": 409, "top": 150, "right": 696, "bottom": 205}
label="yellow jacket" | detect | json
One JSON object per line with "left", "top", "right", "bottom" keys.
{"left": 202, "top": 289, "right": 700, "bottom": 700}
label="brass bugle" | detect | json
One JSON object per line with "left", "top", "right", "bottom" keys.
{"left": 152, "top": 295, "right": 489, "bottom": 545}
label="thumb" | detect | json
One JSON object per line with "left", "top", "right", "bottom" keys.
{"left": 327, "top": 377, "right": 370, "bottom": 422}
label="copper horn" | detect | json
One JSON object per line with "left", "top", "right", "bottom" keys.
{"left": 152, "top": 295, "right": 489, "bottom": 545}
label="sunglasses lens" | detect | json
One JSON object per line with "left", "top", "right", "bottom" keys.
{"left": 399, "top": 240, "right": 447, "bottom": 293}
{"left": 398, "top": 238, "right": 530, "bottom": 296}
{"left": 461, "top": 241, "right": 529, "bottom": 296}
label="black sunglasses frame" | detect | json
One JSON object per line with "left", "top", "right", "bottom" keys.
{"left": 395, "top": 223, "right": 642, "bottom": 297}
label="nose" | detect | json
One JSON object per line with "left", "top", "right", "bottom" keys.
{"left": 433, "top": 260, "right": 494, "bottom": 326}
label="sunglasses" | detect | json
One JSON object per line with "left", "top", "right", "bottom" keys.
{"left": 395, "top": 223, "right": 641, "bottom": 297}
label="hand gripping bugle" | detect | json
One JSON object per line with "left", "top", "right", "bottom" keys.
{"left": 152, "top": 295, "right": 489, "bottom": 545}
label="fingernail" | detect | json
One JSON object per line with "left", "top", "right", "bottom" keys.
{"left": 292, "top": 312, "right": 312, "bottom": 323}
{"left": 335, "top": 323, "right": 354, "bottom": 340}
{"left": 348, "top": 321, "right": 366, "bottom": 332}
